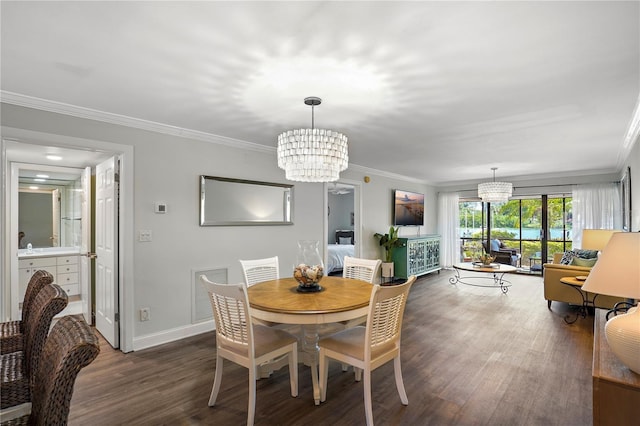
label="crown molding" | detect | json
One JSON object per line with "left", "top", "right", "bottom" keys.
{"left": 346, "top": 163, "right": 430, "bottom": 185}
{"left": 618, "top": 93, "right": 640, "bottom": 169}
{"left": 0, "top": 91, "right": 273, "bottom": 154}
{"left": 1, "top": 91, "right": 428, "bottom": 186}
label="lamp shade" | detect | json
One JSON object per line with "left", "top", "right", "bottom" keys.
{"left": 477, "top": 167, "right": 512, "bottom": 202}
{"left": 277, "top": 128, "right": 348, "bottom": 182}
{"left": 581, "top": 232, "right": 640, "bottom": 375}
{"left": 581, "top": 232, "right": 640, "bottom": 299}
{"left": 580, "top": 229, "right": 622, "bottom": 251}
{"left": 276, "top": 97, "right": 348, "bottom": 182}
{"left": 477, "top": 181, "right": 513, "bottom": 203}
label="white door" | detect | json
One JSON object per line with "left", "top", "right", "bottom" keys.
{"left": 95, "top": 157, "right": 119, "bottom": 348}
{"left": 80, "top": 167, "right": 91, "bottom": 323}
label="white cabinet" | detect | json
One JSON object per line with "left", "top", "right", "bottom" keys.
{"left": 56, "top": 256, "right": 79, "bottom": 296}
{"left": 18, "top": 257, "right": 57, "bottom": 306}
{"left": 18, "top": 255, "right": 80, "bottom": 308}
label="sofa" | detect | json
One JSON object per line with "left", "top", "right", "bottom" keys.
{"left": 543, "top": 252, "right": 625, "bottom": 310}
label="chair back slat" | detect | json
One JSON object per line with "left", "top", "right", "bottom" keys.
{"left": 366, "top": 276, "right": 415, "bottom": 354}
{"left": 343, "top": 257, "right": 382, "bottom": 284}
{"left": 200, "top": 277, "right": 254, "bottom": 353}
{"left": 240, "top": 256, "right": 279, "bottom": 287}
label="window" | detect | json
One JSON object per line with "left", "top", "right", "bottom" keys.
{"left": 458, "top": 195, "right": 572, "bottom": 273}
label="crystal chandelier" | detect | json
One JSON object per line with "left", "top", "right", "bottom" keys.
{"left": 277, "top": 97, "right": 348, "bottom": 182}
{"left": 477, "top": 167, "right": 512, "bottom": 203}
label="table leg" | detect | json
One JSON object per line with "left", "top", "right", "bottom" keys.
{"left": 300, "top": 324, "right": 321, "bottom": 405}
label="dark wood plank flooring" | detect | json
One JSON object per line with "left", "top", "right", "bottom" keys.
{"left": 68, "top": 270, "right": 594, "bottom": 425}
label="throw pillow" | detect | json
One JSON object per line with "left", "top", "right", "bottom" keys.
{"left": 560, "top": 250, "right": 576, "bottom": 265}
{"left": 570, "top": 257, "right": 597, "bottom": 267}
{"left": 339, "top": 237, "right": 352, "bottom": 245}
{"left": 491, "top": 239, "right": 501, "bottom": 252}
{"left": 574, "top": 249, "right": 599, "bottom": 259}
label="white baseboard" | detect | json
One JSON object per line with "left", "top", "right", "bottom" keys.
{"left": 132, "top": 320, "right": 215, "bottom": 351}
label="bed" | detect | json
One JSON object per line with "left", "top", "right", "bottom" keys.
{"left": 326, "top": 230, "right": 355, "bottom": 275}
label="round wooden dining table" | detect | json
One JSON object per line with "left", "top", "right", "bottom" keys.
{"left": 247, "top": 276, "right": 372, "bottom": 405}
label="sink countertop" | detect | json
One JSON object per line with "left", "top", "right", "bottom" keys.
{"left": 18, "top": 247, "right": 81, "bottom": 259}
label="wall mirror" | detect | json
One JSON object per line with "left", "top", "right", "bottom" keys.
{"left": 16, "top": 164, "right": 84, "bottom": 248}
{"left": 199, "top": 175, "right": 293, "bottom": 226}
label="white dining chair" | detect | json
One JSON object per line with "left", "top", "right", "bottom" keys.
{"left": 239, "top": 256, "right": 279, "bottom": 287}
{"left": 342, "top": 256, "right": 382, "bottom": 284}
{"left": 318, "top": 275, "right": 416, "bottom": 426}
{"left": 200, "top": 276, "right": 298, "bottom": 426}
{"left": 341, "top": 257, "right": 382, "bottom": 330}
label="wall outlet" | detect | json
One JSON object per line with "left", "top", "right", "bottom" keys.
{"left": 140, "top": 307, "right": 150, "bottom": 321}
{"left": 138, "top": 230, "right": 152, "bottom": 242}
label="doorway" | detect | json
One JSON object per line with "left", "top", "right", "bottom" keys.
{"left": 324, "top": 180, "right": 361, "bottom": 276}
{"left": 2, "top": 132, "right": 134, "bottom": 352}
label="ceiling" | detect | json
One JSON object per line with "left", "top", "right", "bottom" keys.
{"left": 1, "top": 1, "right": 639, "bottom": 186}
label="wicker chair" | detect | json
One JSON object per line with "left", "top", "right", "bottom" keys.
{"left": 319, "top": 276, "right": 416, "bottom": 426}
{"left": 0, "top": 270, "right": 54, "bottom": 355}
{"left": 1, "top": 284, "right": 68, "bottom": 410}
{"left": 0, "top": 315, "right": 100, "bottom": 425}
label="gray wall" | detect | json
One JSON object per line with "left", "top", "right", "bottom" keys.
{"left": 1, "top": 103, "right": 437, "bottom": 347}
{"left": 4, "top": 102, "right": 637, "bottom": 348}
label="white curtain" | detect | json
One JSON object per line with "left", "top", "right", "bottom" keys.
{"left": 438, "top": 192, "right": 460, "bottom": 269}
{"left": 572, "top": 182, "right": 621, "bottom": 248}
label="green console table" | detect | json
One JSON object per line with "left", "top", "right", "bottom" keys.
{"left": 392, "top": 235, "right": 441, "bottom": 279}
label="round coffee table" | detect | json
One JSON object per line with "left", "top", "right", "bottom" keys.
{"left": 450, "top": 262, "right": 517, "bottom": 293}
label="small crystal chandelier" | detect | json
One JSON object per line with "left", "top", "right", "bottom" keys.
{"left": 477, "top": 167, "right": 512, "bottom": 203}
{"left": 277, "top": 97, "right": 348, "bottom": 182}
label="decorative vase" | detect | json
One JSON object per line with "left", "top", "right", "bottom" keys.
{"left": 605, "top": 306, "right": 640, "bottom": 374}
{"left": 294, "top": 240, "right": 324, "bottom": 292}
{"left": 381, "top": 262, "right": 394, "bottom": 280}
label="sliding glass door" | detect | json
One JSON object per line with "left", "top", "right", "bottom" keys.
{"left": 459, "top": 195, "right": 573, "bottom": 273}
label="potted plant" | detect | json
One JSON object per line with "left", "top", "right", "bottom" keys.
{"left": 374, "top": 226, "right": 403, "bottom": 278}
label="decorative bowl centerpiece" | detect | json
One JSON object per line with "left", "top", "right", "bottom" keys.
{"left": 478, "top": 253, "right": 496, "bottom": 266}
{"left": 293, "top": 263, "right": 324, "bottom": 291}
{"left": 294, "top": 240, "right": 324, "bottom": 292}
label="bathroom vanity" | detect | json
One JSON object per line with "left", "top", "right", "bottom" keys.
{"left": 17, "top": 247, "right": 82, "bottom": 316}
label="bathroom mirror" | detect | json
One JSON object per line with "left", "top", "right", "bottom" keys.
{"left": 200, "top": 175, "right": 293, "bottom": 226}
{"left": 17, "top": 165, "right": 84, "bottom": 248}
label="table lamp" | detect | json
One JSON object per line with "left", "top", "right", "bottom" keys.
{"left": 580, "top": 228, "right": 621, "bottom": 250}
{"left": 581, "top": 232, "right": 640, "bottom": 374}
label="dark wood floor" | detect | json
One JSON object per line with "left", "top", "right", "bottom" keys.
{"left": 68, "top": 270, "right": 594, "bottom": 425}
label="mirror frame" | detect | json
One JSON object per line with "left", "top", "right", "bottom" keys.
{"left": 199, "top": 175, "right": 294, "bottom": 226}
{"left": 13, "top": 162, "right": 85, "bottom": 249}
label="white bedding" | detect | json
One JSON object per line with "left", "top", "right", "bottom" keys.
{"left": 326, "top": 244, "right": 354, "bottom": 274}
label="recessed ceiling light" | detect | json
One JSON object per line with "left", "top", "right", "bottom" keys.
{"left": 46, "top": 155, "right": 63, "bottom": 161}
{"left": 36, "top": 174, "right": 49, "bottom": 178}
{"left": 29, "top": 186, "right": 39, "bottom": 190}
{"left": 34, "top": 178, "right": 46, "bottom": 182}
